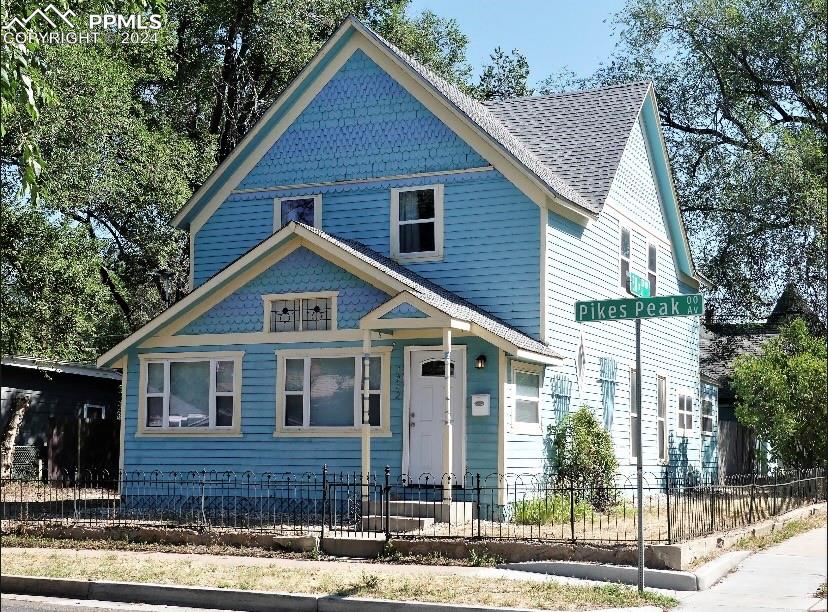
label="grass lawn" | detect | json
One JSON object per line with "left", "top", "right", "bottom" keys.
{"left": 0, "top": 547, "right": 677, "bottom": 610}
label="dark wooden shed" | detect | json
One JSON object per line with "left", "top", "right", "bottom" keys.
{"left": 1, "top": 356, "right": 121, "bottom": 479}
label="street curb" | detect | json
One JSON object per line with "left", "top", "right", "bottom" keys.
{"left": 499, "top": 549, "right": 751, "bottom": 591}
{"left": 0, "top": 574, "right": 663, "bottom": 612}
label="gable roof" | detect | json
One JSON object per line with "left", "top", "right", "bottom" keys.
{"left": 98, "top": 223, "right": 559, "bottom": 367}
{"left": 484, "top": 83, "right": 651, "bottom": 212}
{"left": 699, "top": 323, "right": 777, "bottom": 386}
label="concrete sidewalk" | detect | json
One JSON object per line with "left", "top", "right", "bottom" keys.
{"left": 675, "top": 527, "right": 827, "bottom": 611}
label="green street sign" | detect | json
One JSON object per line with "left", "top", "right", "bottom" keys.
{"left": 575, "top": 294, "right": 704, "bottom": 322}
{"left": 627, "top": 272, "right": 650, "bottom": 298}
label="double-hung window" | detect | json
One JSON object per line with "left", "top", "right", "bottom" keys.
{"left": 276, "top": 348, "right": 390, "bottom": 435}
{"left": 657, "top": 375, "right": 668, "bottom": 462}
{"left": 274, "top": 194, "right": 321, "bottom": 231}
{"left": 678, "top": 391, "right": 694, "bottom": 433}
{"left": 630, "top": 367, "right": 639, "bottom": 460}
{"left": 140, "top": 352, "right": 243, "bottom": 434}
{"left": 264, "top": 292, "right": 337, "bottom": 333}
{"left": 620, "top": 226, "right": 632, "bottom": 293}
{"left": 513, "top": 363, "right": 541, "bottom": 429}
{"left": 701, "top": 398, "right": 714, "bottom": 434}
{"left": 647, "top": 243, "right": 658, "bottom": 296}
{"left": 391, "top": 185, "right": 444, "bottom": 262}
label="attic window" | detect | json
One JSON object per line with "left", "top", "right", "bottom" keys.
{"left": 275, "top": 195, "right": 322, "bottom": 231}
{"left": 264, "top": 292, "right": 337, "bottom": 332}
{"left": 391, "top": 185, "right": 444, "bottom": 262}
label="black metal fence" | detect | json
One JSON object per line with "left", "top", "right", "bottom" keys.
{"left": 1, "top": 467, "right": 824, "bottom": 544}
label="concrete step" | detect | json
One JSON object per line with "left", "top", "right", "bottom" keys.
{"left": 360, "top": 514, "right": 434, "bottom": 532}
{"left": 366, "top": 500, "right": 475, "bottom": 523}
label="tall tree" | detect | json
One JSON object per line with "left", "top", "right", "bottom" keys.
{"left": 540, "top": 0, "right": 827, "bottom": 324}
{"left": 471, "top": 47, "right": 533, "bottom": 101}
{"left": 1, "top": 1, "right": 478, "bottom": 359}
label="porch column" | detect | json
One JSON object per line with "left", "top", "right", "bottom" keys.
{"left": 442, "top": 327, "right": 452, "bottom": 502}
{"left": 361, "top": 330, "right": 371, "bottom": 502}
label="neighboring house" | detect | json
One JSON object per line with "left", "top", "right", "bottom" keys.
{"left": 700, "top": 284, "right": 822, "bottom": 477}
{"left": 1, "top": 356, "right": 122, "bottom": 478}
{"left": 98, "top": 17, "right": 711, "bottom": 502}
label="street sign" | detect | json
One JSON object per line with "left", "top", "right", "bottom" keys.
{"left": 575, "top": 294, "right": 703, "bottom": 322}
{"left": 575, "top": 291, "right": 704, "bottom": 594}
{"left": 627, "top": 271, "right": 650, "bottom": 298}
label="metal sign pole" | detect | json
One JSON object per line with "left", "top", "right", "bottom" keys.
{"left": 636, "top": 317, "right": 644, "bottom": 594}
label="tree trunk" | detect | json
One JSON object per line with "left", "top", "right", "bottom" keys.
{"left": 1, "top": 395, "right": 30, "bottom": 479}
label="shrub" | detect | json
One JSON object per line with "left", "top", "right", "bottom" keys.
{"left": 548, "top": 406, "right": 619, "bottom": 510}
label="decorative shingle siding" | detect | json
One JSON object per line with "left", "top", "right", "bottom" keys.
{"left": 196, "top": 170, "right": 542, "bottom": 339}
{"left": 379, "top": 303, "right": 428, "bottom": 319}
{"left": 178, "top": 247, "right": 390, "bottom": 335}
{"left": 238, "top": 50, "right": 487, "bottom": 190}
{"left": 505, "top": 112, "right": 704, "bottom": 479}
{"left": 122, "top": 336, "right": 499, "bottom": 477}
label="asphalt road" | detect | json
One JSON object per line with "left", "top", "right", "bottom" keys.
{"left": 0, "top": 594, "right": 230, "bottom": 611}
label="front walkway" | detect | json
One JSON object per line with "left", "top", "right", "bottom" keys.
{"left": 677, "top": 527, "right": 827, "bottom": 611}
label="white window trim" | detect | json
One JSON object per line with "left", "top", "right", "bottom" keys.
{"left": 137, "top": 351, "right": 244, "bottom": 437}
{"left": 390, "top": 184, "right": 444, "bottom": 263}
{"left": 647, "top": 241, "right": 658, "bottom": 296}
{"left": 274, "top": 346, "right": 392, "bottom": 437}
{"left": 262, "top": 291, "right": 338, "bottom": 333}
{"left": 619, "top": 224, "right": 632, "bottom": 295}
{"left": 701, "top": 394, "right": 715, "bottom": 437}
{"left": 273, "top": 194, "right": 322, "bottom": 232}
{"left": 656, "top": 372, "right": 668, "bottom": 464}
{"left": 511, "top": 361, "right": 543, "bottom": 435}
{"left": 677, "top": 388, "right": 694, "bottom": 436}
{"left": 629, "top": 366, "right": 639, "bottom": 463}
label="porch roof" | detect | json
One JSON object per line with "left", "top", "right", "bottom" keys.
{"left": 299, "top": 225, "right": 560, "bottom": 359}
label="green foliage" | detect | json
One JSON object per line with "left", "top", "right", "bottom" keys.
{"left": 512, "top": 494, "right": 591, "bottom": 526}
{"left": 466, "top": 548, "right": 502, "bottom": 567}
{"left": 539, "top": 0, "right": 827, "bottom": 324}
{"left": 471, "top": 47, "right": 533, "bottom": 100}
{"left": 732, "top": 318, "right": 827, "bottom": 469}
{"left": 548, "top": 406, "right": 618, "bottom": 509}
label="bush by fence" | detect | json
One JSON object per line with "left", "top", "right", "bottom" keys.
{"left": 1, "top": 466, "right": 824, "bottom": 544}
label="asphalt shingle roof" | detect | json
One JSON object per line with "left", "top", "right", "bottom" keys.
{"left": 699, "top": 324, "right": 778, "bottom": 384}
{"left": 299, "top": 224, "right": 558, "bottom": 357}
{"left": 483, "top": 83, "right": 652, "bottom": 212}
{"left": 356, "top": 20, "right": 595, "bottom": 213}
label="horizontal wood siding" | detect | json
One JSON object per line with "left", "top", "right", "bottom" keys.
{"left": 122, "top": 336, "right": 499, "bottom": 478}
{"left": 508, "top": 116, "right": 707, "bottom": 480}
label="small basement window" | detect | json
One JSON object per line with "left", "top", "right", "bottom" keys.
{"left": 265, "top": 292, "right": 337, "bottom": 332}
{"left": 391, "top": 185, "right": 444, "bottom": 262}
{"left": 274, "top": 194, "right": 321, "bottom": 231}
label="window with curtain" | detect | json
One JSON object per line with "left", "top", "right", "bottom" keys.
{"left": 144, "top": 357, "right": 238, "bottom": 430}
{"left": 281, "top": 355, "right": 382, "bottom": 429}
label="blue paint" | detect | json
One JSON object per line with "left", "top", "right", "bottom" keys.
{"left": 179, "top": 247, "right": 389, "bottom": 334}
{"left": 379, "top": 302, "right": 428, "bottom": 319}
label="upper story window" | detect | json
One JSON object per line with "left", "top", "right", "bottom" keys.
{"left": 264, "top": 292, "right": 337, "bottom": 333}
{"left": 390, "top": 185, "right": 444, "bottom": 262}
{"left": 620, "top": 226, "right": 632, "bottom": 293}
{"left": 647, "top": 243, "right": 658, "bottom": 296}
{"left": 274, "top": 194, "right": 322, "bottom": 231}
{"left": 139, "top": 352, "right": 243, "bottom": 435}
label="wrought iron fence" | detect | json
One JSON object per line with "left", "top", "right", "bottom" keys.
{"left": 1, "top": 466, "right": 823, "bottom": 544}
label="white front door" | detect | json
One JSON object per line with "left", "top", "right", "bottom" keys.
{"left": 408, "top": 349, "right": 465, "bottom": 482}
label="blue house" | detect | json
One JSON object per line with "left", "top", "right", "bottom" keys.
{"left": 98, "top": 18, "right": 714, "bottom": 503}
